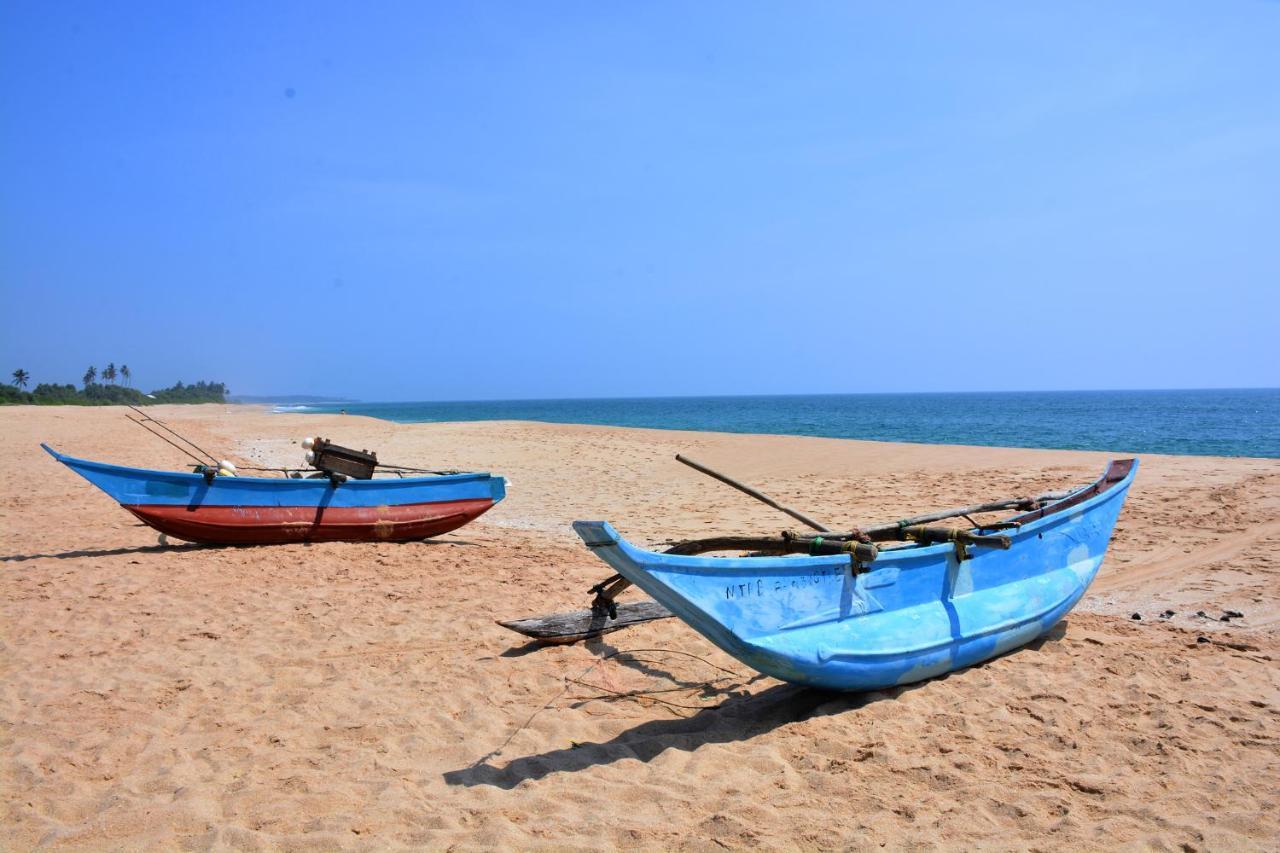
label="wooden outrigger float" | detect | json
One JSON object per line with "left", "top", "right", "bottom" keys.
{"left": 500, "top": 455, "right": 1136, "bottom": 691}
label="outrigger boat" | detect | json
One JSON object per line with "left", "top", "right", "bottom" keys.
{"left": 43, "top": 409, "right": 505, "bottom": 545}
{"left": 501, "top": 456, "right": 1136, "bottom": 692}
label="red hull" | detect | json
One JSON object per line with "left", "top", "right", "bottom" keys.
{"left": 123, "top": 499, "right": 496, "bottom": 545}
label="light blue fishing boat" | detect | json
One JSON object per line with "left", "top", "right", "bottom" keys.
{"left": 569, "top": 459, "right": 1136, "bottom": 692}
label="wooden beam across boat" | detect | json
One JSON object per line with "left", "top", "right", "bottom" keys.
{"left": 665, "top": 535, "right": 879, "bottom": 561}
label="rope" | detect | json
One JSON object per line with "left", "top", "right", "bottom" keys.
{"left": 374, "top": 462, "right": 468, "bottom": 475}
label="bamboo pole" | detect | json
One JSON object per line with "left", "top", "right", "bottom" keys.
{"left": 665, "top": 535, "right": 878, "bottom": 561}
{"left": 675, "top": 454, "right": 830, "bottom": 532}
{"left": 856, "top": 491, "right": 1073, "bottom": 540}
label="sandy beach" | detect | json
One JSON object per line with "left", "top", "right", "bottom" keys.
{"left": 2, "top": 404, "right": 1278, "bottom": 850}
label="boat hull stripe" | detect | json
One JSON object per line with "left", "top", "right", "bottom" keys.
{"left": 123, "top": 499, "right": 496, "bottom": 544}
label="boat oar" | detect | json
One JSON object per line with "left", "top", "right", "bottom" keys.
{"left": 674, "top": 454, "right": 830, "bottom": 532}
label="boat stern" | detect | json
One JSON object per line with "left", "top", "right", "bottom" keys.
{"left": 572, "top": 520, "right": 807, "bottom": 673}
{"left": 573, "top": 520, "right": 618, "bottom": 547}
{"left": 489, "top": 474, "right": 508, "bottom": 505}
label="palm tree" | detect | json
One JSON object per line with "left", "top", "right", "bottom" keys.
{"left": 120, "top": 364, "right": 131, "bottom": 386}
{"left": 104, "top": 363, "right": 117, "bottom": 384}
{"left": 11, "top": 369, "right": 29, "bottom": 388}
{"left": 83, "top": 366, "right": 96, "bottom": 387}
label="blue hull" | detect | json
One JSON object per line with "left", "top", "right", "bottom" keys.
{"left": 574, "top": 460, "right": 1136, "bottom": 692}
{"left": 42, "top": 443, "right": 505, "bottom": 508}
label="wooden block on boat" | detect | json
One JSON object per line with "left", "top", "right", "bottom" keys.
{"left": 497, "top": 600, "right": 674, "bottom": 644}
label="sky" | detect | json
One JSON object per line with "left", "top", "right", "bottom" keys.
{"left": 1, "top": 2, "right": 1277, "bottom": 400}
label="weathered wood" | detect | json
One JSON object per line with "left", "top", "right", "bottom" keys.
{"left": 853, "top": 491, "right": 1073, "bottom": 541}
{"left": 675, "top": 454, "right": 830, "bottom": 532}
{"left": 497, "top": 600, "right": 674, "bottom": 643}
{"left": 665, "top": 535, "right": 878, "bottom": 562}
{"left": 901, "top": 525, "right": 1012, "bottom": 549}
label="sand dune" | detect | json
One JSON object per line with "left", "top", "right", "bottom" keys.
{"left": 2, "top": 405, "right": 1278, "bottom": 849}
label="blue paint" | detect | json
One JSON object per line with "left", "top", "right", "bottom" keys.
{"left": 574, "top": 461, "right": 1136, "bottom": 692}
{"left": 288, "top": 389, "right": 1280, "bottom": 458}
{"left": 41, "top": 444, "right": 505, "bottom": 509}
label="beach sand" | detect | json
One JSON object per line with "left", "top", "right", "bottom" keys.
{"left": 2, "top": 405, "right": 1278, "bottom": 850}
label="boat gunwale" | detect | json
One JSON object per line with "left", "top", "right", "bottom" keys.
{"left": 40, "top": 443, "right": 497, "bottom": 487}
{"left": 585, "top": 458, "right": 1138, "bottom": 572}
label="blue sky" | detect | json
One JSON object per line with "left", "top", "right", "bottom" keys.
{"left": 2, "top": 2, "right": 1277, "bottom": 400}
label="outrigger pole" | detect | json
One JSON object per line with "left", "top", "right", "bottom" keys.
{"left": 859, "top": 491, "right": 1071, "bottom": 541}
{"left": 676, "top": 453, "right": 1072, "bottom": 543}
{"left": 675, "top": 454, "right": 830, "bottom": 532}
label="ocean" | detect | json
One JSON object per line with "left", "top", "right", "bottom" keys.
{"left": 276, "top": 388, "right": 1280, "bottom": 459}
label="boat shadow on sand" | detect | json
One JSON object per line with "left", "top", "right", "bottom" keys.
{"left": 0, "top": 536, "right": 482, "bottom": 563}
{"left": 446, "top": 624, "right": 1069, "bottom": 790}
{"left": 1, "top": 542, "right": 200, "bottom": 562}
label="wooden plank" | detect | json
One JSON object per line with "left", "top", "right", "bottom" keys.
{"left": 497, "top": 600, "right": 674, "bottom": 644}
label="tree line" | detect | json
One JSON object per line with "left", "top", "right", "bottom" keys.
{"left": 4, "top": 366, "right": 228, "bottom": 406}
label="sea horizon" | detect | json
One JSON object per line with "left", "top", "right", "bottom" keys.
{"left": 266, "top": 385, "right": 1277, "bottom": 405}
{"left": 273, "top": 387, "right": 1280, "bottom": 459}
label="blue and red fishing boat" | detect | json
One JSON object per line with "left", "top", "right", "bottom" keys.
{"left": 503, "top": 457, "right": 1136, "bottom": 692}
{"left": 43, "top": 443, "right": 506, "bottom": 545}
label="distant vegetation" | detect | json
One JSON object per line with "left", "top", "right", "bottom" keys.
{"left": 3, "top": 366, "right": 228, "bottom": 406}
{"left": 150, "top": 381, "right": 229, "bottom": 404}
{"left": 229, "top": 394, "right": 356, "bottom": 404}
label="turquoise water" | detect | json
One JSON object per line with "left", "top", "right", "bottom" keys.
{"left": 278, "top": 389, "right": 1280, "bottom": 458}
